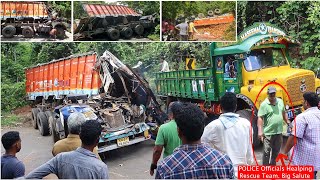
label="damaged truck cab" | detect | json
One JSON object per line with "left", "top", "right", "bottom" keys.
{"left": 156, "top": 22, "right": 320, "bottom": 146}
{"left": 26, "top": 51, "right": 163, "bottom": 153}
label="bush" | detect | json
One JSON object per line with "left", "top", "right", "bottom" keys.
{"left": 1, "top": 113, "right": 23, "bottom": 127}
{"left": 148, "top": 24, "right": 160, "bottom": 41}
{"left": 1, "top": 81, "right": 28, "bottom": 112}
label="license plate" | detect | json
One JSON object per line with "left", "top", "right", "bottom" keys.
{"left": 117, "top": 137, "right": 130, "bottom": 147}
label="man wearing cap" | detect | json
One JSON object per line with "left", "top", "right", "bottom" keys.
{"left": 258, "top": 86, "right": 290, "bottom": 165}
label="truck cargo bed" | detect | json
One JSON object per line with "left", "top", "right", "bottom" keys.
{"left": 1, "top": 2, "right": 48, "bottom": 20}
{"left": 25, "top": 52, "right": 100, "bottom": 101}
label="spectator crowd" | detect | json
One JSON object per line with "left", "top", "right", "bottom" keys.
{"left": 2, "top": 91, "right": 319, "bottom": 179}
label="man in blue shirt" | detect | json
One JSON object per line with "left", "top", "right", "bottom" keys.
{"left": 26, "top": 120, "right": 108, "bottom": 179}
{"left": 155, "top": 103, "right": 235, "bottom": 179}
{"left": 1, "top": 131, "right": 25, "bottom": 179}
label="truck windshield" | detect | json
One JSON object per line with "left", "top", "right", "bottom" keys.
{"left": 244, "top": 48, "right": 288, "bottom": 71}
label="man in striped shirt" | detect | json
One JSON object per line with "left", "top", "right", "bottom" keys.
{"left": 155, "top": 103, "right": 235, "bottom": 179}
{"left": 281, "top": 92, "right": 320, "bottom": 179}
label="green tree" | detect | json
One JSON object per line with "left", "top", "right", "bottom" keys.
{"left": 48, "top": 1, "right": 72, "bottom": 20}
{"left": 120, "top": 1, "right": 160, "bottom": 16}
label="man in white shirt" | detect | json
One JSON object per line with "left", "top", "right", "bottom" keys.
{"left": 201, "top": 92, "right": 254, "bottom": 177}
{"left": 160, "top": 57, "right": 169, "bottom": 72}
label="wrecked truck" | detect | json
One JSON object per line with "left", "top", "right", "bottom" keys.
{"left": 73, "top": 4, "right": 157, "bottom": 41}
{"left": 1, "top": 1, "right": 69, "bottom": 39}
{"left": 25, "top": 51, "right": 165, "bottom": 153}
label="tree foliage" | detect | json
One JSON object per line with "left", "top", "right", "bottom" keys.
{"left": 120, "top": 1, "right": 160, "bottom": 16}
{"left": 48, "top": 1, "right": 71, "bottom": 20}
{"left": 162, "top": 1, "right": 235, "bottom": 20}
{"left": 237, "top": 1, "right": 320, "bottom": 72}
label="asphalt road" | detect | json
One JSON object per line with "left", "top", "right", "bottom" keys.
{"left": 0, "top": 124, "right": 268, "bottom": 179}
{"left": 1, "top": 125, "right": 155, "bottom": 179}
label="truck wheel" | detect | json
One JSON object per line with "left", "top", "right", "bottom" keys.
{"left": 198, "top": 13, "right": 205, "bottom": 19}
{"left": 214, "top": 9, "right": 221, "bottom": 15}
{"left": 2, "top": 25, "right": 16, "bottom": 38}
{"left": 44, "top": 111, "right": 52, "bottom": 119}
{"left": 31, "top": 108, "right": 40, "bottom": 129}
{"left": 121, "top": 27, "right": 133, "bottom": 39}
{"left": 55, "top": 28, "right": 65, "bottom": 39}
{"left": 51, "top": 116, "right": 60, "bottom": 142}
{"left": 134, "top": 24, "right": 144, "bottom": 35}
{"left": 208, "top": 10, "right": 214, "bottom": 16}
{"left": 22, "top": 27, "right": 34, "bottom": 38}
{"left": 45, "top": 111, "right": 53, "bottom": 135}
{"left": 236, "top": 109, "right": 261, "bottom": 147}
{"left": 107, "top": 28, "right": 120, "bottom": 41}
{"left": 37, "top": 112, "right": 50, "bottom": 136}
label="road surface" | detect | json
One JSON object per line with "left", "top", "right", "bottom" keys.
{"left": 1, "top": 125, "right": 156, "bottom": 179}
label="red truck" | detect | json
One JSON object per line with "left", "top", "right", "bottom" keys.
{"left": 1, "top": 1, "right": 68, "bottom": 38}
{"left": 26, "top": 51, "right": 165, "bottom": 152}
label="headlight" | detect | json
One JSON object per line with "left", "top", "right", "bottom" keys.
{"left": 134, "top": 124, "right": 140, "bottom": 132}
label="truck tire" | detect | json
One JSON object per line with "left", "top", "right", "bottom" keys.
{"left": 198, "top": 13, "right": 205, "bottom": 19}
{"left": 37, "top": 112, "right": 50, "bottom": 136}
{"left": 236, "top": 109, "right": 261, "bottom": 147}
{"left": 51, "top": 116, "right": 60, "bottom": 142}
{"left": 44, "top": 111, "right": 52, "bottom": 119}
{"left": 121, "top": 27, "right": 133, "bottom": 39}
{"left": 208, "top": 10, "right": 214, "bottom": 16}
{"left": 31, "top": 108, "right": 40, "bottom": 129}
{"left": 22, "top": 27, "right": 34, "bottom": 38}
{"left": 55, "top": 28, "right": 65, "bottom": 39}
{"left": 45, "top": 111, "right": 53, "bottom": 135}
{"left": 214, "top": 9, "right": 221, "bottom": 15}
{"left": 2, "top": 25, "right": 16, "bottom": 38}
{"left": 134, "top": 24, "right": 144, "bottom": 35}
{"left": 107, "top": 28, "right": 120, "bottom": 41}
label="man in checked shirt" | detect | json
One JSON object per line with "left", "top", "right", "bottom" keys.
{"left": 281, "top": 92, "right": 320, "bottom": 179}
{"left": 155, "top": 102, "right": 235, "bottom": 179}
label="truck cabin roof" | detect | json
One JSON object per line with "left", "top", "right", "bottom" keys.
{"left": 212, "top": 22, "right": 300, "bottom": 57}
